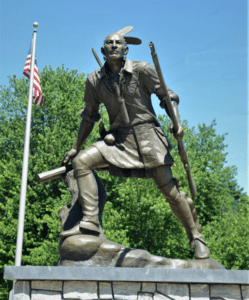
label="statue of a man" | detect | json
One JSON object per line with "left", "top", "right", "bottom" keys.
{"left": 60, "top": 31, "right": 210, "bottom": 259}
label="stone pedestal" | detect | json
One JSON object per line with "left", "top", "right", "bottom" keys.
{"left": 4, "top": 266, "right": 249, "bottom": 300}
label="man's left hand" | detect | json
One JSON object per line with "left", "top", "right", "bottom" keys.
{"left": 170, "top": 123, "right": 184, "bottom": 139}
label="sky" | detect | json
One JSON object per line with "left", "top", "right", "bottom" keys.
{"left": 0, "top": 0, "right": 248, "bottom": 195}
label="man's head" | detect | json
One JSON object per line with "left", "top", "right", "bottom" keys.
{"left": 101, "top": 33, "right": 129, "bottom": 62}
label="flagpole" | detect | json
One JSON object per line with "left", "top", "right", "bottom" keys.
{"left": 15, "top": 22, "right": 39, "bottom": 267}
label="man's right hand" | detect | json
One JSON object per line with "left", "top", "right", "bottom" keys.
{"left": 60, "top": 148, "right": 78, "bottom": 166}
{"left": 170, "top": 122, "right": 184, "bottom": 140}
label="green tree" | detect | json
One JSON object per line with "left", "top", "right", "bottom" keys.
{"left": 203, "top": 199, "right": 249, "bottom": 269}
{"left": 0, "top": 66, "right": 89, "bottom": 295}
{"left": 0, "top": 66, "right": 248, "bottom": 298}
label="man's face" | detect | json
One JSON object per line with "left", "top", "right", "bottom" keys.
{"left": 102, "top": 34, "right": 128, "bottom": 61}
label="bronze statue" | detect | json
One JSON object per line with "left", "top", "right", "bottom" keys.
{"left": 57, "top": 27, "right": 210, "bottom": 259}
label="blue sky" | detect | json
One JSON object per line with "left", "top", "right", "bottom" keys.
{"left": 0, "top": 0, "right": 248, "bottom": 195}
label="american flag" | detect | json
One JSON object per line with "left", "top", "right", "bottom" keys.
{"left": 23, "top": 48, "right": 43, "bottom": 106}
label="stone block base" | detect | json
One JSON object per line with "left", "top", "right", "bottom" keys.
{"left": 4, "top": 267, "right": 249, "bottom": 300}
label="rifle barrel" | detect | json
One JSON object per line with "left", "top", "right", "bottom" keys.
{"left": 149, "top": 42, "right": 179, "bottom": 133}
{"left": 92, "top": 48, "right": 103, "bottom": 67}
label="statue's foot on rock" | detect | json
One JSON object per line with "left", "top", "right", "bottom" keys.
{"left": 79, "top": 221, "right": 100, "bottom": 234}
{"left": 59, "top": 221, "right": 100, "bottom": 238}
{"left": 59, "top": 223, "right": 82, "bottom": 238}
{"left": 191, "top": 238, "right": 210, "bottom": 259}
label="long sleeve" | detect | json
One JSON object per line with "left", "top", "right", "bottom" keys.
{"left": 141, "top": 63, "right": 179, "bottom": 105}
{"left": 80, "top": 78, "right": 101, "bottom": 123}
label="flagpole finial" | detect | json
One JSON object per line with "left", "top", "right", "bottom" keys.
{"left": 33, "top": 22, "right": 38, "bottom": 28}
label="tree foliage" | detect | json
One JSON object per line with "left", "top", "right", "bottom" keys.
{"left": 0, "top": 65, "right": 248, "bottom": 298}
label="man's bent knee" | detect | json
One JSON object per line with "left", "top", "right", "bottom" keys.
{"left": 72, "top": 146, "right": 108, "bottom": 178}
{"left": 73, "top": 146, "right": 101, "bottom": 168}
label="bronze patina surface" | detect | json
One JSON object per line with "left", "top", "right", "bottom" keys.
{"left": 58, "top": 169, "right": 223, "bottom": 269}
{"left": 39, "top": 27, "right": 222, "bottom": 268}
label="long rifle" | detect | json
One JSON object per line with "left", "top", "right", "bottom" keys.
{"left": 149, "top": 42, "right": 197, "bottom": 198}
